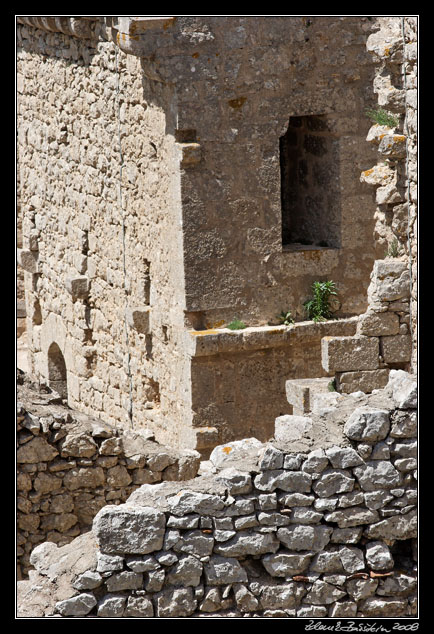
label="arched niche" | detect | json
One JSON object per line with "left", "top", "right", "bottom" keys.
{"left": 47, "top": 342, "right": 68, "bottom": 400}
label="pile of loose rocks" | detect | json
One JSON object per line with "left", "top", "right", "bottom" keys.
{"left": 16, "top": 370, "right": 201, "bottom": 578}
{"left": 17, "top": 370, "right": 417, "bottom": 618}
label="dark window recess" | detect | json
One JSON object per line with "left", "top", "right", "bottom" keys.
{"left": 280, "top": 114, "right": 341, "bottom": 248}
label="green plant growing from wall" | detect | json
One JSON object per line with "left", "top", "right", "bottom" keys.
{"left": 365, "top": 107, "right": 399, "bottom": 128}
{"left": 304, "top": 280, "right": 339, "bottom": 322}
{"left": 328, "top": 378, "right": 337, "bottom": 392}
{"left": 385, "top": 238, "right": 401, "bottom": 258}
{"left": 277, "top": 310, "right": 295, "bottom": 326}
{"left": 227, "top": 319, "right": 247, "bottom": 330}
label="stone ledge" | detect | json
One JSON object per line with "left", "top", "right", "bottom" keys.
{"left": 185, "top": 317, "right": 359, "bottom": 357}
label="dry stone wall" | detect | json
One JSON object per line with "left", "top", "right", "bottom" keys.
{"left": 16, "top": 370, "right": 200, "bottom": 579}
{"left": 17, "top": 370, "right": 417, "bottom": 618}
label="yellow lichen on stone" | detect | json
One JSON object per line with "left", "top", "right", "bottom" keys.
{"left": 222, "top": 446, "right": 233, "bottom": 454}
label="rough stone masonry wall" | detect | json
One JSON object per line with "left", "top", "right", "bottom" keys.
{"left": 360, "top": 16, "right": 417, "bottom": 370}
{"left": 17, "top": 370, "right": 417, "bottom": 618}
{"left": 16, "top": 370, "right": 200, "bottom": 579}
{"left": 17, "top": 21, "right": 193, "bottom": 449}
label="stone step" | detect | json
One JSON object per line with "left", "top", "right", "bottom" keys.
{"left": 285, "top": 377, "right": 332, "bottom": 415}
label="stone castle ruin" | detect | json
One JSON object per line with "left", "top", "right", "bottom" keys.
{"left": 16, "top": 16, "right": 417, "bottom": 618}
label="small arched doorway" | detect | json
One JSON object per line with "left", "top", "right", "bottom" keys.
{"left": 47, "top": 342, "right": 68, "bottom": 400}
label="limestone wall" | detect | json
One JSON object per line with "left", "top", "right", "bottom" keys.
{"left": 17, "top": 371, "right": 417, "bottom": 618}
{"left": 16, "top": 371, "right": 200, "bottom": 579}
{"left": 17, "top": 21, "right": 192, "bottom": 448}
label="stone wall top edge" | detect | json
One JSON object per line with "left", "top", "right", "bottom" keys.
{"left": 186, "top": 316, "right": 359, "bottom": 357}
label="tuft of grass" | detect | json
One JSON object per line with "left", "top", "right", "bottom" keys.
{"left": 227, "top": 319, "right": 247, "bottom": 330}
{"left": 277, "top": 310, "right": 295, "bottom": 326}
{"left": 384, "top": 238, "right": 400, "bottom": 258}
{"left": 304, "top": 280, "right": 339, "bottom": 323}
{"left": 365, "top": 107, "right": 399, "bottom": 128}
{"left": 328, "top": 378, "right": 337, "bottom": 392}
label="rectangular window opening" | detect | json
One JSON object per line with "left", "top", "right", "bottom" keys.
{"left": 280, "top": 114, "right": 341, "bottom": 250}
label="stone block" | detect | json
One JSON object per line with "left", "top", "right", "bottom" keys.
{"left": 336, "top": 369, "right": 390, "bottom": 394}
{"left": 65, "top": 275, "right": 89, "bottom": 299}
{"left": 178, "top": 142, "right": 202, "bottom": 167}
{"left": 380, "top": 334, "right": 412, "bottom": 363}
{"left": 94, "top": 505, "right": 166, "bottom": 554}
{"left": 321, "top": 335, "right": 379, "bottom": 373}
{"left": 357, "top": 311, "right": 400, "bottom": 336}
{"left": 17, "top": 249, "right": 38, "bottom": 273}
{"left": 368, "top": 260, "right": 411, "bottom": 304}
{"left": 194, "top": 426, "right": 219, "bottom": 450}
{"left": 285, "top": 377, "right": 331, "bottom": 414}
{"left": 274, "top": 415, "right": 313, "bottom": 444}
{"left": 126, "top": 306, "right": 151, "bottom": 334}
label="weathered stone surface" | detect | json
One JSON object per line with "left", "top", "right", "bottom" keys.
{"left": 336, "top": 369, "right": 390, "bottom": 394}
{"left": 93, "top": 505, "right": 166, "bottom": 554}
{"left": 165, "top": 554, "right": 203, "bottom": 587}
{"left": 72, "top": 570, "right": 103, "bottom": 591}
{"left": 277, "top": 525, "right": 333, "bottom": 552}
{"left": 329, "top": 601, "right": 358, "bottom": 617}
{"left": 387, "top": 369, "right": 417, "bottom": 409}
{"left": 254, "top": 469, "right": 312, "bottom": 493}
{"left": 330, "top": 527, "right": 363, "bottom": 544}
{"left": 304, "top": 580, "right": 347, "bottom": 605}
{"left": 274, "top": 415, "right": 313, "bottom": 443}
{"left": 172, "top": 530, "right": 214, "bottom": 557}
{"left": 17, "top": 436, "right": 59, "bottom": 463}
{"left": 262, "top": 552, "right": 313, "bottom": 577}
{"left": 381, "top": 334, "right": 412, "bottom": 363}
{"left": 216, "top": 468, "right": 252, "bottom": 494}
{"left": 259, "top": 583, "right": 297, "bottom": 610}
{"left": 321, "top": 335, "right": 379, "bottom": 373}
{"left": 105, "top": 571, "right": 143, "bottom": 592}
{"left": 366, "top": 541, "right": 394, "bottom": 571}
{"left": 324, "top": 508, "right": 380, "bottom": 528}
{"left": 204, "top": 555, "right": 248, "bottom": 584}
{"left": 312, "top": 469, "right": 355, "bottom": 498}
{"left": 353, "top": 460, "right": 401, "bottom": 491}
{"left": 376, "top": 573, "right": 417, "bottom": 597}
{"left": 55, "top": 593, "right": 97, "bottom": 616}
{"left": 155, "top": 588, "right": 197, "bottom": 618}
{"left": 209, "top": 438, "right": 263, "bottom": 471}
{"left": 63, "top": 466, "right": 105, "bottom": 490}
{"left": 65, "top": 275, "right": 89, "bottom": 299}
{"left": 325, "top": 446, "right": 364, "bottom": 469}
{"left": 364, "top": 508, "right": 417, "bottom": 540}
{"left": 234, "top": 583, "right": 260, "bottom": 612}
{"left": 344, "top": 407, "right": 390, "bottom": 443}
{"left": 368, "top": 260, "right": 411, "bottom": 303}
{"left": 338, "top": 546, "right": 365, "bottom": 573}
{"left": 60, "top": 433, "right": 98, "bottom": 458}
{"left": 302, "top": 449, "right": 329, "bottom": 474}
{"left": 126, "top": 306, "right": 151, "bottom": 334}
{"left": 97, "top": 594, "right": 126, "bottom": 618}
{"left": 214, "top": 531, "right": 280, "bottom": 557}
{"left": 259, "top": 445, "right": 284, "bottom": 470}
{"left": 358, "top": 597, "right": 407, "bottom": 617}
{"left": 346, "top": 577, "right": 379, "bottom": 601}
{"left": 357, "top": 311, "right": 400, "bottom": 336}
{"left": 167, "top": 490, "right": 225, "bottom": 516}
{"left": 124, "top": 595, "right": 154, "bottom": 617}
